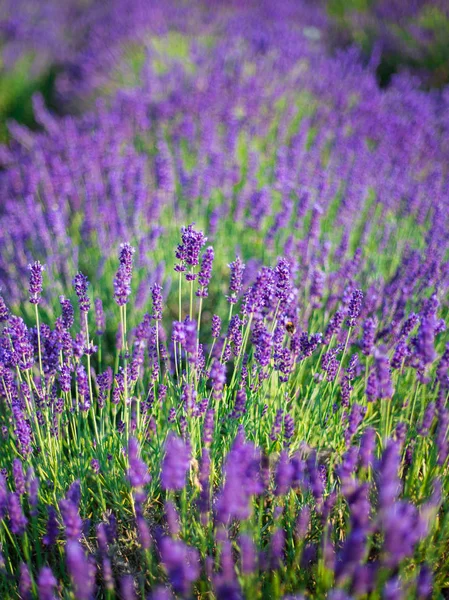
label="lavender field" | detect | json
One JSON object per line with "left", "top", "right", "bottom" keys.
{"left": 0, "top": 1, "right": 449, "bottom": 599}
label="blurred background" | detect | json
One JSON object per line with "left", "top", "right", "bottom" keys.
{"left": 0, "top": 0, "right": 448, "bottom": 143}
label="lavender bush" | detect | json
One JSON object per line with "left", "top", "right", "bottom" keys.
{"left": 0, "top": 1, "right": 448, "bottom": 599}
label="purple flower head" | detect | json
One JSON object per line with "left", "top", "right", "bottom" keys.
{"left": 73, "top": 272, "right": 90, "bottom": 313}
{"left": 197, "top": 246, "right": 214, "bottom": 297}
{"left": 254, "top": 325, "right": 272, "bottom": 368}
{"left": 324, "top": 310, "right": 344, "bottom": 343}
{"left": 19, "top": 562, "right": 32, "bottom": 599}
{"left": 28, "top": 260, "right": 45, "bottom": 305}
{"left": 59, "top": 295, "right": 74, "bottom": 329}
{"left": 274, "top": 257, "right": 292, "bottom": 302}
{"left": 203, "top": 409, "right": 215, "bottom": 446}
{"left": 211, "top": 314, "right": 221, "bottom": 338}
{"left": 374, "top": 346, "right": 394, "bottom": 399}
{"left": 151, "top": 283, "right": 163, "bottom": 321}
{"left": 346, "top": 289, "right": 363, "bottom": 328}
{"left": 416, "top": 565, "right": 432, "bottom": 599}
{"left": 0, "top": 294, "right": 8, "bottom": 322}
{"left": 7, "top": 316, "right": 34, "bottom": 370}
{"left": 239, "top": 534, "right": 256, "bottom": 575}
{"left": 60, "top": 497, "right": 82, "bottom": 541}
{"left": 175, "top": 224, "right": 206, "bottom": 271}
{"left": 416, "top": 316, "right": 437, "bottom": 366}
{"left": 227, "top": 256, "right": 245, "bottom": 303}
{"left": 8, "top": 492, "right": 27, "bottom": 535}
{"left": 94, "top": 298, "right": 105, "bottom": 335}
{"left": 13, "top": 458, "right": 25, "bottom": 495}
{"left": 359, "top": 427, "right": 376, "bottom": 468}
{"left": 114, "top": 243, "right": 135, "bottom": 306}
{"left": 43, "top": 506, "right": 59, "bottom": 546}
{"left": 161, "top": 433, "right": 190, "bottom": 491}
{"left": 362, "top": 318, "right": 376, "bottom": 356}
{"left": 216, "top": 436, "right": 263, "bottom": 523}
{"left": 37, "top": 567, "right": 58, "bottom": 600}
{"left": 66, "top": 540, "right": 95, "bottom": 600}
{"left": 275, "top": 451, "right": 294, "bottom": 496}
{"left": 378, "top": 440, "right": 401, "bottom": 510}
{"left": 128, "top": 437, "right": 151, "bottom": 489}
{"left": 160, "top": 537, "right": 200, "bottom": 596}
{"left": 210, "top": 359, "right": 226, "bottom": 399}
{"left": 172, "top": 320, "right": 185, "bottom": 344}
{"left": 120, "top": 575, "right": 138, "bottom": 600}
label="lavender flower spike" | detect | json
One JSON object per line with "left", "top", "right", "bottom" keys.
{"left": 28, "top": 260, "right": 45, "bottom": 305}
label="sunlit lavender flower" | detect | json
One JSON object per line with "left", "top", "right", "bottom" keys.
{"left": 346, "top": 289, "right": 363, "bottom": 328}
{"left": 73, "top": 272, "right": 90, "bottom": 313}
{"left": 159, "top": 537, "right": 200, "bottom": 596}
{"left": 175, "top": 224, "right": 206, "bottom": 273}
{"left": 114, "top": 243, "right": 135, "bottom": 306}
{"left": 37, "top": 567, "right": 58, "bottom": 600}
{"left": 94, "top": 298, "right": 105, "bottom": 335}
{"left": 13, "top": 459, "right": 25, "bottom": 495}
{"left": 161, "top": 434, "right": 190, "bottom": 491}
{"left": 227, "top": 256, "right": 245, "bottom": 303}
{"left": 28, "top": 260, "right": 45, "bottom": 305}
{"left": 211, "top": 314, "right": 221, "bottom": 338}
{"left": 362, "top": 318, "right": 376, "bottom": 356}
{"left": 151, "top": 283, "right": 163, "bottom": 320}
{"left": 43, "top": 506, "right": 59, "bottom": 546}
{"left": 66, "top": 540, "right": 95, "bottom": 600}
{"left": 8, "top": 493, "right": 27, "bottom": 535}
{"left": 197, "top": 246, "right": 214, "bottom": 298}
{"left": 0, "top": 295, "right": 9, "bottom": 322}
{"left": 19, "top": 562, "right": 32, "bottom": 599}
{"left": 128, "top": 437, "right": 151, "bottom": 490}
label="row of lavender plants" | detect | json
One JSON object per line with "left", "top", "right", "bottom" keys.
{"left": 0, "top": 1, "right": 449, "bottom": 599}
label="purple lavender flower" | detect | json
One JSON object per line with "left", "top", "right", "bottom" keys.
{"left": 361, "top": 318, "right": 376, "bottom": 356}
{"left": 151, "top": 283, "right": 163, "bottom": 320}
{"left": 43, "top": 506, "right": 59, "bottom": 546}
{"left": 8, "top": 493, "right": 27, "bottom": 535}
{"left": 28, "top": 260, "right": 45, "bottom": 305}
{"left": 324, "top": 310, "right": 344, "bottom": 343}
{"left": 416, "top": 316, "right": 437, "bottom": 366}
{"left": 159, "top": 537, "right": 199, "bottom": 596}
{"left": 37, "top": 567, "right": 58, "bottom": 600}
{"left": 59, "top": 295, "right": 74, "bottom": 329}
{"left": 197, "top": 246, "right": 214, "bottom": 297}
{"left": 13, "top": 459, "right": 25, "bottom": 495}
{"left": 94, "top": 298, "right": 105, "bottom": 336}
{"left": 73, "top": 272, "right": 90, "bottom": 313}
{"left": 374, "top": 346, "right": 394, "bottom": 399}
{"left": 0, "top": 294, "right": 8, "bottom": 322}
{"left": 216, "top": 435, "right": 263, "bottom": 523}
{"left": 211, "top": 314, "right": 221, "bottom": 339}
{"left": 19, "top": 562, "right": 32, "bottom": 599}
{"left": 175, "top": 224, "right": 206, "bottom": 272}
{"left": 119, "top": 575, "right": 137, "bottom": 600}
{"left": 66, "top": 540, "right": 95, "bottom": 600}
{"left": 59, "top": 497, "right": 82, "bottom": 541}
{"left": 210, "top": 359, "right": 226, "bottom": 399}
{"left": 128, "top": 437, "right": 151, "bottom": 489}
{"left": 203, "top": 409, "right": 215, "bottom": 446}
{"left": 227, "top": 256, "right": 245, "bottom": 304}
{"left": 114, "top": 243, "right": 135, "bottom": 306}
{"left": 161, "top": 434, "right": 190, "bottom": 491}
{"left": 275, "top": 451, "right": 294, "bottom": 496}
{"left": 346, "top": 289, "right": 363, "bottom": 328}
{"left": 7, "top": 316, "right": 34, "bottom": 370}
{"left": 239, "top": 534, "right": 256, "bottom": 575}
